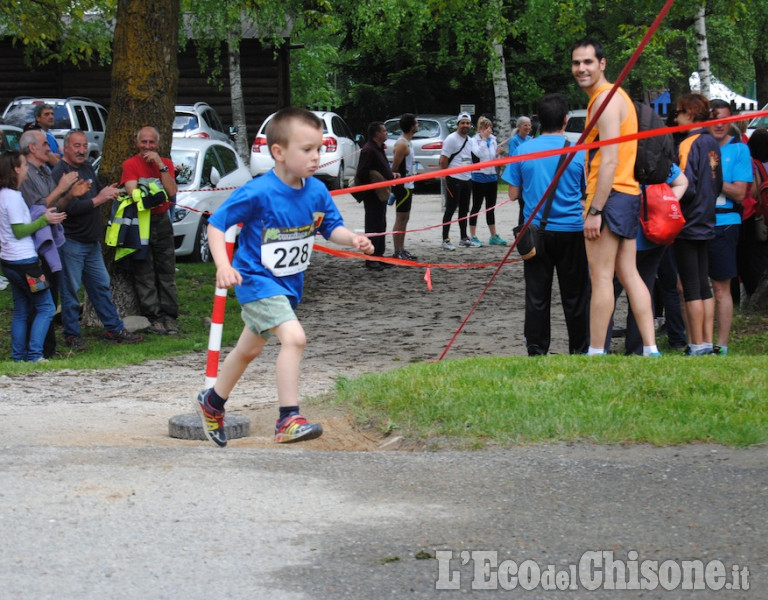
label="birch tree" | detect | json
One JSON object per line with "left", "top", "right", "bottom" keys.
{"left": 694, "top": 4, "right": 712, "bottom": 97}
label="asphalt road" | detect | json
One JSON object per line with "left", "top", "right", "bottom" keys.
{"left": 1, "top": 443, "right": 764, "bottom": 599}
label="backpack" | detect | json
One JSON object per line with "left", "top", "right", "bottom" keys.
{"left": 753, "top": 159, "right": 768, "bottom": 242}
{"left": 639, "top": 182, "right": 686, "bottom": 245}
{"left": 633, "top": 101, "right": 676, "bottom": 185}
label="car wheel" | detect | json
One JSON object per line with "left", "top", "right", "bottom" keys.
{"left": 193, "top": 217, "right": 212, "bottom": 263}
{"left": 329, "top": 161, "right": 344, "bottom": 190}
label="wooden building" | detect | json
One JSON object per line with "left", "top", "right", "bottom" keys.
{"left": 0, "top": 38, "right": 290, "bottom": 144}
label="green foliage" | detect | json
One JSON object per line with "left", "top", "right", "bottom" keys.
{"left": 1, "top": 0, "right": 116, "bottom": 65}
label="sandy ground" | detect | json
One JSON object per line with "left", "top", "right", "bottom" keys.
{"left": 0, "top": 190, "right": 627, "bottom": 450}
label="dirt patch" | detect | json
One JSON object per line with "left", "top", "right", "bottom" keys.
{"left": 1, "top": 192, "right": 626, "bottom": 450}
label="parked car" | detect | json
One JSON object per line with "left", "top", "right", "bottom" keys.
{"left": 173, "top": 102, "right": 234, "bottom": 146}
{"left": 171, "top": 138, "right": 252, "bottom": 262}
{"left": 1, "top": 96, "right": 108, "bottom": 161}
{"left": 250, "top": 111, "right": 360, "bottom": 189}
{"left": 563, "top": 109, "right": 588, "bottom": 143}
{"left": 746, "top": 102, "right": 768, "bottom": 138}
{"left": 0, "top": 123, "right": 23, "bottom": 151}
{"left": 383, "top": 114, "right": 458, "bottom": 179}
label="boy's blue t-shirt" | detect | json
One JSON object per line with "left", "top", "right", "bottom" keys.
{"left": 502, "top": 134, "right": 586, "bottom": 232}
{"left": 208, "top": 169, "right": 345, "bottom": 308}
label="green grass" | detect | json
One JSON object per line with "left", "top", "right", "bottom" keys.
{"left": 332, "top": 352, "right": 768, "bottom": 448}
{"left": 0, "top": 262, "right": 243, "bottom": 374}
{"left": 3, "top": 264, "right": 768, "bottom": 448}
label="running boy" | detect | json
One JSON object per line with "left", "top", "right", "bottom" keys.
{"left": 195, "top": 107, "right": 374, "bottom": 447}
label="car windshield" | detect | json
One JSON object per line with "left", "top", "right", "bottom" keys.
{"left": 3, "top": 103, "right": 71, "bottom": 129}
{"left": 414, "top": 120, "right": 441, "bottom": 139}
{"left": 173, "top": 114, "right": 199, "bottom": 132}
{"left": 565, "top": 116, "right": 586, "bottom": 133}
{"left": 170, "top": 149, "right": 198, "bottom": 185}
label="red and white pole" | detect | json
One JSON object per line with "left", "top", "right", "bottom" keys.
{"left": 204, "top": 223, "right": 240, "bottom": 388}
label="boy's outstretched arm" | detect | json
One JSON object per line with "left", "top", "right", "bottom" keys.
{"left": 328, "top": 226, "right": 375, "bottom": 255}
{"left": 207, "top": 223, "right": 243, "bottom": 289}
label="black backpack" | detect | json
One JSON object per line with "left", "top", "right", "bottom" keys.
{"left": 633, "top": 101, "right": 675, "bottom": 185}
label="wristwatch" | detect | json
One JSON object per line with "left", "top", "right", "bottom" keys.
{"left": 588, "top": 206, "right": 603, "bottom": 216}
{"left": 159, "top": 165, "right": 169, "bottom": 173}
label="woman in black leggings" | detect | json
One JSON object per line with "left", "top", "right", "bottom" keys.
{"left": 672, "top": 94, "right": 723, "bottom": 355}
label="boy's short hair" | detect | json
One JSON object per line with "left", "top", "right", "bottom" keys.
{"left": 266, "top": 108, "right": 323, "bottom": 153}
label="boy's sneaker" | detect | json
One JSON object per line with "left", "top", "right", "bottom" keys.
{"left": 275, "top": 413, "right": 323, "bottom": 444}
{"left": 105, "top": 329, "right": 143, "bottom": 344}
{"left": 712, "top": 345, "right": 728, "bottom": 355}
{"left": 195, "top": 389, "right": 227, "bottom": 447}
{"left": 441, "top": 239, "right": 455, "bottom": 251}
{"left": 470, "top": 236, "right": 484, "bottom": 247}
{"left": 459, "top": 237, "right": 473, "bottom": 248}
{"left": 489, "top": 234, "right": 508, "bottom": 246}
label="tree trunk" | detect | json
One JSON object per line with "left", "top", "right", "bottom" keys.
{"left": 83, "top": 0, "right": 180, "bottom": 327}
{"left": 694, "top": 4, "right": 711, "bottom": 98}
{"left": 491, "top": 36, "right": 512, "bottom": 151}
{"left": 228, "top": 31, "right": 250, "bottom": 163}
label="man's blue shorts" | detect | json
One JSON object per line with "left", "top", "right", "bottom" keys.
{"left": 708, "top": 223, "right": 740, "bottom": 280}
{"left": 602, "top": 190, "right": 641, "bottom": 240}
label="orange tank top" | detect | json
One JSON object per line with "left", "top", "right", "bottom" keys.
{"left": 585, "top": 84, "right": 640, "bottom": 196}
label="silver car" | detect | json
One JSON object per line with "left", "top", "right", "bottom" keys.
{"left": 171, "top": 138, "right": 252, "bottom": 262}
{"left": 2, "top": 96, "right": 108, "bottom": 161}
{"left": 383, "top": 114, "right": 458, "bottom": 181}
{"left": 173, "top": 102, "right": 234, "bottom": 147}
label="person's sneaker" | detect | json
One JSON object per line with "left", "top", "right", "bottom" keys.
{"left": 64, "top": 335, "right": 87, "bottom": 352}
{"left": 163, "top": 317, "right": 179, "bottom": 335}
{"left": 104, "top": 329, "right": 143, "bottom": 344}
{"left": 149, "top": 320, "right": 167, "bottom": 335}
{"left": 712, "top": 345, "right": 728, "bottom": 355}
{"left": 275, "top": 413, "right": 323, "bottom": 443}
{"left": 195, "top": 389, "right": 227, "bottom": 447}
{"left": 399, "top": 249, "right": 418, "bottom": 260}
{"left": 646, "top": 351, "right": 662, "bottom": 357}
{"left": 489, "top": 234, "right": 508, "bottom": 246}
{"left": 441, "top": 239, "right": 455, "bottom": 251}
{"left": 459, "top": 237, "right": 473, "bottom": 248}
{"left": 470, "top": 236, "right": 484, "bottom": 247}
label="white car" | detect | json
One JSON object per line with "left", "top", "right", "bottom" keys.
{"left": 249, "top": 110, "right": 361, "bottom": 189}
{"left": 171, "top": 138, "right": 252, "bottom": 262}
{"left": 563, "top": 109, "right": 588, "bottom": 144}
{"left": 746, "top": 102, "right": 768, "bottom": 139}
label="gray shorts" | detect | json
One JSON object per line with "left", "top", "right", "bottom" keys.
{"left": 602, "top": 190, "right": 641, "bottom": 239}
{"left": 241, "top": 295, "right": 297, "bottom": 339}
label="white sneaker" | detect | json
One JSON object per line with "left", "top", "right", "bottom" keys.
{"left": 442, "top": 239, "right": 455, "bottom": 251}
{"left": 459, "top": 237, "right": 473, "bottom": 248}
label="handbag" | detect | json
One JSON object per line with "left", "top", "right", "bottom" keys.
{"left": 639, "top": 182, "right": 685, "bottom": 245}
{"left": 1, "top": 259, "right": 49, "bottom": 293}
{"left": 512, "top": 141, "right": 570, "bottom": 260}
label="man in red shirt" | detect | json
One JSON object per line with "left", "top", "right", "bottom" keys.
{"left": 120, "top": 126, "right": 180, "bottom": 334}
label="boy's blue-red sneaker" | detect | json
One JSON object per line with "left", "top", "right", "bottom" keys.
{"left": 195, "top": 389, "right": 227, "bottom": 447}
{"left": 275, "top": 413, "right": 323, "bottom": 444}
